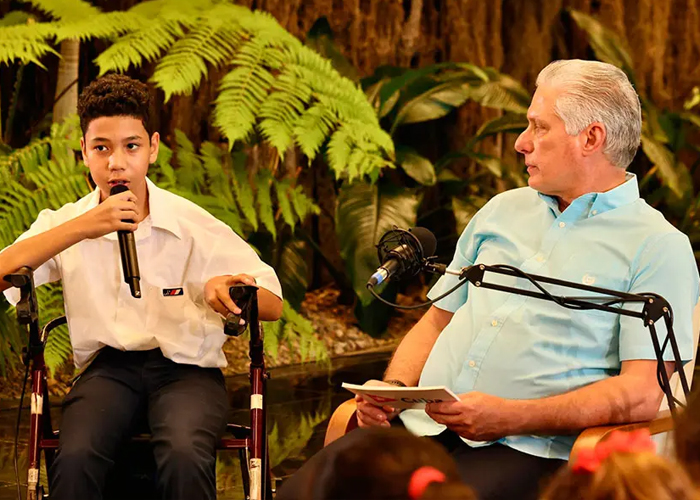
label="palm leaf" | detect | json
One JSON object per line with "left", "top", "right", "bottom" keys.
{"left": 568, "top": 9, "right": 636, "bottom": 83}
{"left": 335, "top": 181, "right": 421, "bottom": 306}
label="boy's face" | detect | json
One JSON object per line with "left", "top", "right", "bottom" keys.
{"left": 80, "top": 115, "right": 159, "bottom": 204}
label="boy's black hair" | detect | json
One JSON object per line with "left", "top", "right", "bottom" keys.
{"left": 77, "top": 74, "right": 154, "bottom": 138}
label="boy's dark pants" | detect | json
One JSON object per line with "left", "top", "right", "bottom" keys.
{"left": 49, "top": 347, "right": 229, "bottom": 500}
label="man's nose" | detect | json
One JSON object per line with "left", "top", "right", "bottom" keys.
{"left": 514, "top": 129, "right": 533, "bottom": 155}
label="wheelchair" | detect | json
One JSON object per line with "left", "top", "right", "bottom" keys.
{"left": 5, "top": 266, "right": 274, "bottom": 500}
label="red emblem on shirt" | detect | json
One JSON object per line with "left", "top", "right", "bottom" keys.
{"left": 162, "top": 288, "right": 184, "bottom": 296}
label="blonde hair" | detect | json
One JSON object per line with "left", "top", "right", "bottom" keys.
{"left": 541, "top": 451, "right": 700, "bottom": 500}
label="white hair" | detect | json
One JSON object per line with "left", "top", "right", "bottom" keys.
{"left": 536, "top": 59, "right": 642, "bottom": 169}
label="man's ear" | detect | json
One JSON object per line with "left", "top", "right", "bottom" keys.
{"left": 580, "top": 122, "right": 607, "bottom": 157}
{"left": 149, "top": 131, "right": 160, "bottom": 164}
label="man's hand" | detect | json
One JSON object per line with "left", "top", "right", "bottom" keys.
{"left": 426, "top": 391, "right": 513, "bottom": 441}
{"left": 204, "top": 274, "right": 256, "bottom": 317}
{"left": 356, "top": 380, "right": 402, "bottom": 428}
{"left": 78, "top": 190, "right": 140, "bottom": 239}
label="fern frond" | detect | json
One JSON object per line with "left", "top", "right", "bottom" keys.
{"left": 173, "top": 130, "right": 204, "bottom": 192}
{"left": 0, "top": 114, "right": 81, "bottom": 178}
{"left": 0, "top": 11, "right": 33, "bottom": 27}
{"left": 0, "top": 297, "right": 24, "bottom": 376}
{"left": 255, "top": 169, "right": 276, "bottom": 239}
{"left": 0, "top": 21, "right": 58, "bottom": 68}
{"left": 54, "top": 11, "right": 148, "bottom": 43}
{"left": 274, "top": 180, "right": 296, "bottom": 229}
{"left": 292, "top": 104, "right": 335, "bottom": 159}
{"left": 213, "top": 40, "right": 276, "bottom": 146}
{"left": 0, "top": 165, "right": 88, "bottom": 247}
{"left": 36, "top": 283, "right": 72, "bottom": 374}
{"left": 230, "top": 154, "right": 257, "bottom": 230}
{"left": 18, "top": 0, "right": 100, "bottom": 22}
{"left": 95, "top": 0, "right": 201, "bottom": 75}
{"left": 288, "top": 185, "right": 320, "bottom": 222}
{"left": 200, "top": 141, "right": 235, "bottom": 203}
{"left": 151, "top": 3, "right": 251, "bottom": 100}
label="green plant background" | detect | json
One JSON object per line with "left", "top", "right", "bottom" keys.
{"left": 0, "top": 0, "right": 698, "bottom": 381}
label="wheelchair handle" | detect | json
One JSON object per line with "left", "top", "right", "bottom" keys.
{"left": 224, "top": 284, "right": 259, "bottom": 337}
{"left": 4, "top": 266, "right": 39, "bottom": 326}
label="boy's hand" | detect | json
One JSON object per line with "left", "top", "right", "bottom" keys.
{"left": 78, "top": 191, "right": 140, "bottom": 239}
{"left": 204, "top": 274, "right": 256, "bottom": 317}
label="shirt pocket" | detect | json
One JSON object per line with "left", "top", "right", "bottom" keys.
{"left": 146, "top": 284, "right": 206, "bottom": 337}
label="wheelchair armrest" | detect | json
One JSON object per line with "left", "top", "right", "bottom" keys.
{"left": 324, "top": 399, "right": 359, "bottom": 447}
{"left": 570, "top": 410, "right": 674, "bottom": 461}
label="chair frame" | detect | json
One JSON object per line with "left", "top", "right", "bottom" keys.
{"left": 6, "top": 267, "right": 273, "bottom": 500}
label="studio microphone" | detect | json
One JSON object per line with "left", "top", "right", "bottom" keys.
{"left": 367, "top": 227, "right": 437, "bottom": 288}
{"left": 110, "top": 184, "right": 141, "bottom": 298}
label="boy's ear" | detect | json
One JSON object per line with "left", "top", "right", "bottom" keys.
{"left": 80, "top": 136, "right": 88, "bottom": 166}
{"left": 149, "top": 131, "right": 160, "bottom": 164}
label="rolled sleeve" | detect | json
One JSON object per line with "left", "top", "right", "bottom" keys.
{"left": 619, "top": 232, "right": 700, "bottom": 363}
{"left": 1, "top": 208, "right": 62, "bottom": 306}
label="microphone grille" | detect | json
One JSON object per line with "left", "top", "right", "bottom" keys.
{"left": 409, "top": 227, "right": 437, "bottom": 257}
{"left": 110, "top": 184, "right": 129, "bottom": 196}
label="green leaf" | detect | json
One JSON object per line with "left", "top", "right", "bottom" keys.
{"left": 640, "top": 133, "right": 683, "bottom": 198}
{"left": 305, "top": 17, "right": 358, "bottom": 83}
{"left": 568, "top": 9, "right": 636, "bottom": 83}
{"left": 335, "top": 181, "right": 421, "bottom": 306}
{"left": 396, "top": 146, "right": 436, "bottom": 186}
{"left": 275, "top": 238, "right": 308, "bottom": 309}
{"left": 256, "top": 169, "right": 276, "bottom": 239}
{"left": 468, "top": 113, "right": 528, "bottom": 148}
{"left": 452, "top": 196, "right": 486, "bottom": 235}
{"left": 230, "top": 153, "right": 258, "bottom": 230}
{"left": 683, "top": 87, "right": 700, "bottom": 111}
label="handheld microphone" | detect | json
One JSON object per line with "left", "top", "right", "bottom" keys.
{"left": 367, "top": 227, "right": 437, "bottom": 288}
{"left": 110, "top": 184, "right": 141, "bottom": 298}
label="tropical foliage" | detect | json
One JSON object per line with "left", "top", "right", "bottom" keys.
{"left": 0, "top": 0, "right": 394, "bottom": 181}
{"left": 0, "top": 114, "right": 327, "bottom": 375}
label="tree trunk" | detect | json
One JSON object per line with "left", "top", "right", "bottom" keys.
{"left": 52, "top": 39, "right": 80, "bottom": 124}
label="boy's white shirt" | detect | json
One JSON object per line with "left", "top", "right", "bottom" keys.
{"left": 2, "top": 177, "right": 283, "bottom": 369}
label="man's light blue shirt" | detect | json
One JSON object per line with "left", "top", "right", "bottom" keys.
{"left": 400, "top": 174, "right": 699, "bottom": 460}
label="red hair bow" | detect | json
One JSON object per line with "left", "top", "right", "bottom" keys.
{"left": 571, "top": 429, "right": 656, "bottom": 474}
{"left": 408, "top": 466, "right": 446, "bottom": 499}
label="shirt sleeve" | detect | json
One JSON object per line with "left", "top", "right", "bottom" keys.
{"left": 201, "top": 227, "right": 283, "bottom": 301}
{"left": 1, "top": 208, "right": 62, "bottom": 306}
{"left": 619, "top": 232, "right": 700, "bottom": 363}
{"left": 426, "top": 200, "right": 494, "bottom": 312}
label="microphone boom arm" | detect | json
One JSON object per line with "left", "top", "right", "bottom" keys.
{"left": 370, "top": 261, "right": 690, "bottom": 416}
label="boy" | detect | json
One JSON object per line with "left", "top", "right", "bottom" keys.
{"left": 0, "top": 74, "right": 283, "bottom": 500}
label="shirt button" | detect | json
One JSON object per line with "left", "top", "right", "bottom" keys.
{"left": 559, "top": 221, "right": 566, "bottom": 228}
{"left": 591, "top": 210, "right": 598, "bottom": 216}
{"left": 491, "top": 319, "right": 498, "bottom": 327}
{"left": 536, "top": 255, "right": 545, "bottom": 263}
{"left": 468, "top": 360, "right": 476, "bottom": 368}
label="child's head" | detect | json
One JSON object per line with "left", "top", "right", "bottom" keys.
{"left": 311, "top": 427, "right": 476, "bottom": 500}
{"left": 675, "top": 391, "right": 700, "bottom": 485}
{"left": 77, "top": 74, "right": 159, "bottom": 202}
{"left": 541, "top": 430, "right": 699, "bottom": 500}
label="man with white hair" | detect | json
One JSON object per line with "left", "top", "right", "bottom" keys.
{"left": 278, "top": 60, "right": 699, "bottom": 500}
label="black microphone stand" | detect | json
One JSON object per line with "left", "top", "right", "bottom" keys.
{"left": 429, "top": 263, "right": 691, "bottom": 416}
{"left": 370, "top": 261, "right": 691, "bottom": 417}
